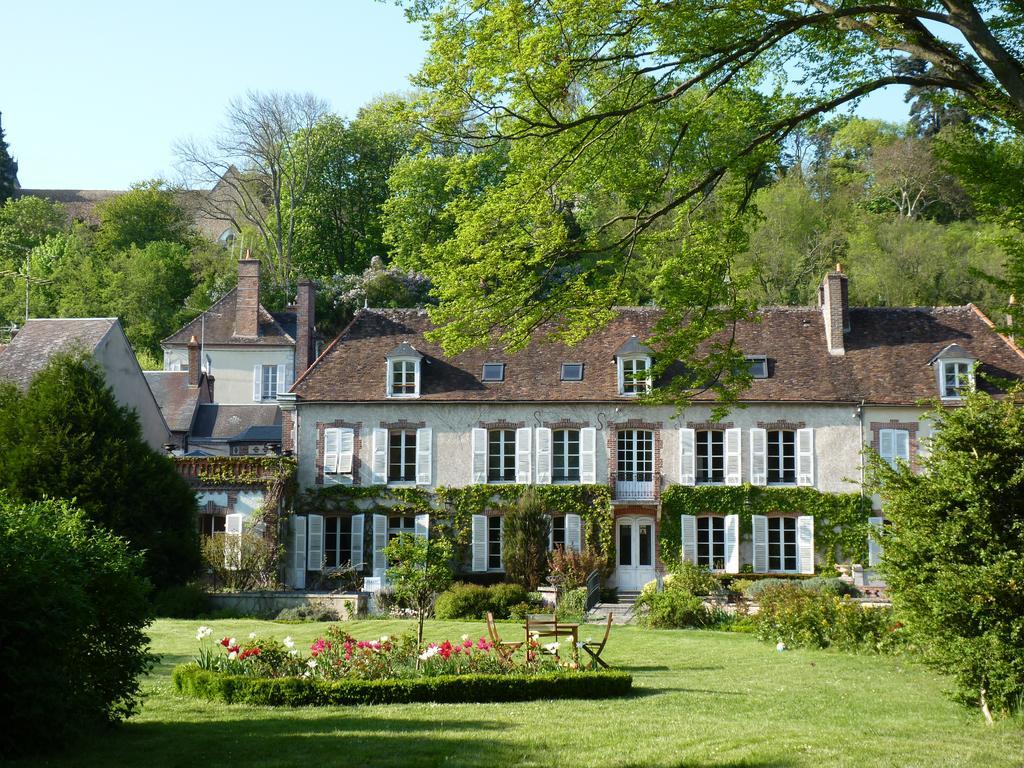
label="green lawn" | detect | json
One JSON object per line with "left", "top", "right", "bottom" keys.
{"left": 18, "top": 619, "right": 1023, "bottom": 768}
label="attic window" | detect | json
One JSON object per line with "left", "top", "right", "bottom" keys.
{"left": 560, "top": 362, "right": 584, "bottom": 381}
{"left": 482, "top": 363, "right": 505, "bottom": 382}
{"left": 746, "top": 356, "right": 768, "bottom": 379}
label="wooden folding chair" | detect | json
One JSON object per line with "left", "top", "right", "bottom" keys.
{"left": 581, "top": 613, "right": 613, "bottom": 669}
{"left": 486, "top": 611, "right": 524, "bottom": 661}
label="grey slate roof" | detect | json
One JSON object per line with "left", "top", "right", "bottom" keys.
{"left": 0, "top": 318, "right": 116, "bottom": 389}
{"left": 162, "top": 289, "right": 296, "bottom": 348}
{"left": 190, "top": 404, "right": 282, "bottom": 441}
{"left": 144, "top": 371, "right": 202, "bottom": 433}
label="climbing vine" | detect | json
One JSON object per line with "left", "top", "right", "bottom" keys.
{"left": 659, "top": 485, "right": 871, "bottom": 572}
{"left": 188, "top": 456, "right": 299, "bottom": 528}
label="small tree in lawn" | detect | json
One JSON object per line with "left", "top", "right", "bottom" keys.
{"left": 383, "top": 532, "right": 454, "bottom": 651}
{"left": 869, "top": 387, "right": 1024, "bottom": 722}
{"left": 503, "top": 488, "right": 551, "bottom": 590}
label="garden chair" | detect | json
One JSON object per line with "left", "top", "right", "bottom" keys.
{"left": 486, "top": 612, "right": 524, "bottom": 661}
{"left": 581, "top": 613, "right": 613, "bottom": 669}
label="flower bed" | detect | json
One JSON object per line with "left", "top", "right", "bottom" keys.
{"left": 175, "top": 625, "right": 631, "bottom": 706}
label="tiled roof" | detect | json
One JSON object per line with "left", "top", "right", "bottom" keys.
{"left": 190, "top": 404, "right": 282, "bottom": 440}
{"left": 0, "top": 318, "right": 117, "bottom": 389}
{"left": 291, "top": 305, "right": 1024, "bottom": 406}
{"left": 144, "top": 371, "right": 202, "bottom": 433}
{"left": 162, "top": 289, "right": 296, "bottom": 347}
{"left": 15, "top": 189, "right": 122, "bottom": 225}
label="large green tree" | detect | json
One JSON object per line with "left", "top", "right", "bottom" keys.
{"left": 93, "top": 180, "right": 195, "bottom": 253}
{"left": 0, "top": 354, "right": 200, "bottom": 589}
{"left": 0, "top": 112, "right": 18, "bottom": 204}
{"left": 398, "top": 0, "right": 1024, "bottom": 402}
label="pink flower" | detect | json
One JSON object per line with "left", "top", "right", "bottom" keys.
{"left": 462, "top": 639, "right": 474, "bottom": 649}
{"left": 310, "top": 638, "right": 331, "bottom": 657}
{"left": 476, "top": 637, "right": 492, "bottom": 651}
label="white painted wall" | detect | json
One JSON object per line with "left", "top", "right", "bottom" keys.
{"left": 164, "top": 345, "right": 294, "bottom": 405}
{"left": 93, "top": 326, "right": 170, "bottom": 451}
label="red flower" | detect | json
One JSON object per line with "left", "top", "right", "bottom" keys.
{"left": 310, "top": 638, "right": 331, "bottom": 657}
{"left": 219, "top": 637, "right": 231, "bottom": 648}
{"left": 239, "top": 647, "right": 260, "bottom": 660}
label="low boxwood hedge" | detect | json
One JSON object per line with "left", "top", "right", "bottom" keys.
{"left": 173, "top": 665, "right": 633, "bottom": 707}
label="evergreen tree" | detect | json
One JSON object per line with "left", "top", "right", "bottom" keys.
{"left": 0, "top": 112, "right": 18, "bottom": 205}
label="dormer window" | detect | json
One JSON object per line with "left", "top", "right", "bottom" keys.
{"left": 615, "top": 336, "right": 653, "bottom": 396}
{"left": 746, "top": 356, "right": 768, "bottom": 379}
{"left": 386, "top": 342, "right": 422, "bottom": 398}
{"left": 929, "top": 344, "right": 975, "bottom": 400}
{"left": 481, "top": 362, "right": 505, "bottom": 382}
{"left": 560, "top": 362, "right": 584, "bottom": 381}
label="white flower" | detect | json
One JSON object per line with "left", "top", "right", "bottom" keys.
{"left": 575, "top": 642, "right": 585, "bottom": 649}
{"left": 195, "top": 626, "right": 213, "bottom": 640}
{"left": 228, "top": 638, "right": 237, "bottom": 648}
{"left": 543, "top": 641, "right": 560, "bottom": 653}
{"left": 283, "top": 636, "right": 295, "bottom": 649}
{"left": 776, "top": 641, "right": 786, "bottom": 652}
{"left": 288, "top": 649, "right": 299, "bottom": 657}
{"left": 529, "top": 631, "right": 539, "bottom": 640}
{"left": 418, "top": 645, "right": 439, "bottom": 661}
{"left": 307, "top": 658, "right": 317, "bottom": 669}
{"left": 380, "top": 635, "right": 390, "bottom": 643}
{"left": 228, "top": 651, "right": 238, "bottom": 661}
{"left": 248, "top": 632, "right": 257, "bottom": 639}
{"left": 461, "top": 634, "right": 470, "bottom": 642}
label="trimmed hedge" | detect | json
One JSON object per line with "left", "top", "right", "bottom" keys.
{"left": 173, "top": 665, "right": 633, "bottom": 706}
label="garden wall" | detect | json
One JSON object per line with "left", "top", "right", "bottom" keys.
{"left": 207, "top": 591, "right": 366, "bottom": 619}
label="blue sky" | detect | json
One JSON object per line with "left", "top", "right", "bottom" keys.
{"left": 2, "top": 1, "right": 911, "bottom": 190}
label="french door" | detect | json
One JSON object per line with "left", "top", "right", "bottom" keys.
{"left": 615, "top": 515, "right": 656, "bottom": 591}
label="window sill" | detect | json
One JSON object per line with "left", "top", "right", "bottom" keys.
{"left": 323, "top": 474, "right": 354, "bottom": 485}
{"left": 386, "top": 393, "right": 420, "bottom": 399}
{"left": 552, "top": 479, "right": 581, "bottom": 485}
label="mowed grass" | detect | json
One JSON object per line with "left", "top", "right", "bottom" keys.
{"left": 17, "top": 618, "right": 1023, "bottom": 768}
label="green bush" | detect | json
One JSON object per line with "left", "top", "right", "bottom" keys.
{"left": 754, "top": 582, "right": 906, "bottom": 652}
{"left": 434, "top": 582, "right": 529, "bottom": 620}
{"left": 801, "top": 577, "right": 860, "bottom": 597}
{"left": 668, "top": 562, "right": 722, "bottom": 596}
{"left": 152, "top": 583, "right": 209, "bottom": 618}
{"left": 173, "top": 665, "right": 632, "bottom": 706}
{"left": 556, "top": 586, "right": 588, "bottom": 623}
{"left": 275, "top": 604, "right": 339, "bottom": 622}
{"left": 0, "top": 494, "right": 154, "bottom": 758}
{"left": 635, "top": 588, "right": 716, "bottom": 629}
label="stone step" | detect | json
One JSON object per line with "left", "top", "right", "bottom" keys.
{"left": 586, "top": 602, "right": 636, "bottom": 625}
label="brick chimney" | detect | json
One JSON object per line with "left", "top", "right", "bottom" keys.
{"left": 187, "top": 335, "right": 200, "bottom": 387}
{"left": 235, "top": 254, "right": 260, "bottom": 338}
{"left": 818, "top": 264, "right": 849, "bottom": 356}
{"left": 295, "top": 279, "right": 315, "bottom": 376}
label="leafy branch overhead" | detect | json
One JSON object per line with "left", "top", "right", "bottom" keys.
{"left": 396, "top": 0, "right": 1024, "bottom": 404}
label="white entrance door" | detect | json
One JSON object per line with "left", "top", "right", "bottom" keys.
{"left": 615, "top": 515, "right": 657, "bottom": 591}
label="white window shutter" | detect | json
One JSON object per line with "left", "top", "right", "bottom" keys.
{"left": 796, "top": 428, "right": 815, "bottom": 486}
{"left": 471, "top": 428, "right": 487, "bottom": 484}
{"left": 879, "top": 429, "right": 895, "bottom": 468}
{"left": 337, "top": 428, "right": 354, "bottom": 474}
{"left": 306, "top": 514, "right": 324, "bottom": 571}
{"left": 868, "top": 516, "right": 884, "bottom": 567}
{"left": 252, "top": 364, "right": 262, "bottom": 401}
{"left": 797, "top": 515, "right": 815, "bottom": 574}
{"left": 276, "top": 363, "right": 286, "bottom": 397}
{"left": 724, "top": 514, "right": 740, "bottom": 574}
{"left": 724, "top": 428, "right": 742, "bottom": 485}
{"left": 415, "top": 427, "right": 432, "bottom": 486}
{"left": 290, "top": 515, "right": 306, "bottom": 588}
{"left": 751, "top": 514, "right": 768, "bottom": 573}
{"left": 471, "top": 514, "right": 487, "bottom": 572}
{"left": 535, "top": 427, "right": 552, "bottom": 485}
{"left": 323, "top": 428, "right": 340, "bottom": 474}
{"left": 415, "top": 513, "right": 429, "bottom": 540}
{"left": 896, "top": 430, "right": 910, "bottom": 463}
{"left": 284, "top": 361, "right": 294, "bottom": 390}
{"left": 579, "top": 427, "right": 597, "bottom": 483}
{"left": 350, "top": 513, "right": 364, "bottom": 569}
{"left": 565, "top": 513, "right": 582, "bottom": 552}
{"left": 680, "top": 514, "right": 697, "bottom": 564}
{"left": 679, "top": 428, "right": 696, "bottom": 486}
{"left": 225, "top": 512, "right": 245, "bottom": 570}
{"left": 516, "top": 427, "right": 532, "bottom": 484}
{"left": 750, "top": 427, "right": 767, "bottom": 486}
{"left": 371, "top": 427, "right": 388, "bottom": 485}
{"left": 372, "top": 513, "right": 388, "bottom": 577}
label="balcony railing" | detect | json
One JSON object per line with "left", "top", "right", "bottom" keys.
{"left": 174, "top": 456, "right": 295, "bottom": 487}
{"left": 614, "top": 478, "right": 656, "bottom": 501}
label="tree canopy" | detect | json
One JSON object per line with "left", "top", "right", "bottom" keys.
{"left": 0, "top": 112, "right": 18, "bottom": 205}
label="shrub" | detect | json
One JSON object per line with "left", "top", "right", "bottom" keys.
{"left": 434, "top": 582, "right": 529, "bottom": 620}
{"left": 174, "top": 665, "right": 633, "bottom": 706}
{"left": 152, "top": 583, "right": 209, "bottom": 618}
{"left": 556, "top": 586, "right": 588, "bottom": 623}
{"left": 384, "top": 533, "right": 455, "bottom": 646}
{"left": 547, "top": 547, "right": 607, "bottom": 590}
{"left": 801, "top": 576, "right": 860, "bottom": 597}
{"left": 275, "top": 604, "right": 339, "bottom": 622}
{"left": 636, "top": 588, "right": 715, "bottom": 629}
{"left": 0, "top": 494, "right": 154, "bottom": 758}
{"left": 201, "top": 530, "right": 281, "bottom": 591}
{"left": 503, "top": 488, "right": 551, "bottom": 589}
{"left": 669, "top": 562, "right": 722, "bottom": 596}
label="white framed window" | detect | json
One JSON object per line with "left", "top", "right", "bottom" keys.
{"left": 481, "top": 362, "right": 505, "bottom": 382}
{"left": 616, "top": 429, "right": 654, "bottom": 481}
{"left": 696, "top": 430, "right": 725, "bottom": 484}
{"left": 746, "top": 355, "right": 768, "bottom": 379}
{"left": 388, "top": 359, "right": 419, "bottom": 397}
{"left": 323, "top": 427, "right": 355, "bottom": 484}
{"left": 487, "top": 515, "right": 503, "bottom": 570}
{"left": 552, "top": 429, "right": 580, "bottom": 482}
{"left": 261, "top": 364, "right": 278, "bottom": 400}
{"left": 487, "top": 429, "right": 516, "bottom": 482}
{"left": 560, "top": 362, "right": 584, "bottom": 381}
{"left": 767, "top": 430, "right": 796, "bottom": 484}
{"left": 767, "top": 517, "right": 798, "bottom": 572}
{"left": 696, "top": 516, "right": 726, "bottom": 570}
{"left": 941, "top": 360, "right": 973, "bottom": 399}
{"left": 388, "top": 430, "right": 417, "bottom": 482}
{"left": 618, "top": 356, "right": 651, "bottom": 395}
{"left": 387, "top": 514, "right": 416, "bottom": 542}
{"left": 324, "top": 516, "right": 354, "bottom": 568}
{"left": 879, "top": 428, "right": 910, "bottom": 470}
